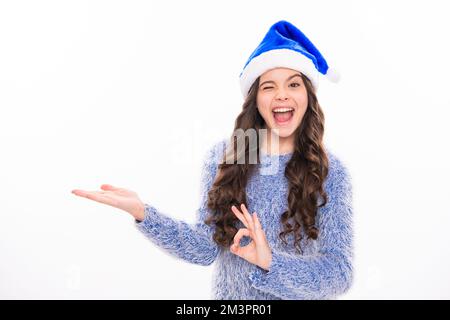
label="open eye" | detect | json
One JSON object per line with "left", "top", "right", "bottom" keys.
{"left": 290, "top": 82, "right": 300, "bottom": 87}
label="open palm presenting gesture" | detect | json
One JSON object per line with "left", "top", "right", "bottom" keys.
{"left": 72, "top": 184, "right": 145, "bottom": 221}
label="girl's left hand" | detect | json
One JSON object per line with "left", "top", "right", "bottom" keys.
{"left": 230, "top": 204, "right": 273, "bottom": 271}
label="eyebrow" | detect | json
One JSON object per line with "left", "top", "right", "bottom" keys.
{"left": 259, "top": 73, "right": 302, "bottom": 88}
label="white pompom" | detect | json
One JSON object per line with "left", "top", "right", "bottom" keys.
{"left": 325, "top": 67, "right": 340, "bottom": 83}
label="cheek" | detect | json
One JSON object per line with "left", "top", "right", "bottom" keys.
{"left": 296, "top": 103, "right": 307, "bottom": 120}
{"left": 256, "top": 96, "right": 272, "bottom": 118}
{"left": 295, "top": 95, "right": 308, "bottom": 113}
{"left": 292, "top": 98, "right": 308, "bottom": 123}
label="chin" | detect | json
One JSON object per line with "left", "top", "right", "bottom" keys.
{"left": 269, "top": 124, "right": 297, "bottom": 138}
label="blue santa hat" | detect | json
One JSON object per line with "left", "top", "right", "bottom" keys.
{"left": 239, "top": 20, "right": 340, "bottom": 98}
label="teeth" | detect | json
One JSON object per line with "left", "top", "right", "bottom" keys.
{"left": 273, "top": 108, "right": 294, "bottom": 113}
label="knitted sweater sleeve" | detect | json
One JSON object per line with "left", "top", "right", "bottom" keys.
{"left": 248, "top": 156, "right": 354, "bottom": 299}
{"left": 134, "top": 141, "right": 223, "bottom": 266}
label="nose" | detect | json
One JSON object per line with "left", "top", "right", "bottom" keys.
{"left": 274, "top": 88, "right": 289, "bottom": 101}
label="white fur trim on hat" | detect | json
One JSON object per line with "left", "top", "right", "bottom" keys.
{"left": 239, "top": 48, "right": 319, "bottom": 98}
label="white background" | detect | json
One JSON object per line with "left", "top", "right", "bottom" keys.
{"left": 1, "top": 0, "right": 449, "bottom": 299}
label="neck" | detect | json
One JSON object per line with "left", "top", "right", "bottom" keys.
{"left": 260, "top": 129, "right": 294, "bottom": 155}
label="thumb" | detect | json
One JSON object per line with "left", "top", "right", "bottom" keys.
{"left": 230, "top": 243, "right": 241, "bottom": 257}
{"left": 101, "top": 184, "right": 119, "bottom": 191}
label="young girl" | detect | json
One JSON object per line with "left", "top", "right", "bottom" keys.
{"left": 72, "top": 20, "right": 353, "bottom": 300}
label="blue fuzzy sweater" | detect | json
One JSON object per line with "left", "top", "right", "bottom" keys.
{"left": 135, "top": 138, "right": 354, "bottom": 300}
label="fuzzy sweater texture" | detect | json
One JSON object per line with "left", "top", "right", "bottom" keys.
{"left": 135, "top": 138, "right": 354, "bottom": 300}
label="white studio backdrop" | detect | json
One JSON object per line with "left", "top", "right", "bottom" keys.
{"left": 1, "top": 0, "right": 449, "bottom": 299}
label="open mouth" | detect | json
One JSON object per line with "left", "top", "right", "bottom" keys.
{"left": 272, "top": 107, "right": 294, "bottom": 126}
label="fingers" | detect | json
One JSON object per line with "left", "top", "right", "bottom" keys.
{"left": 253, "top": 212, "right": 261, "bottom": 230}
{"left": 231, "top": 228, "right": 251, "bottom": 255}
{"left": 71, "top": 189, "right": 86, "bottom": 196}
{"left": 240, "top": 203, "right": 255, "bottom": 231}
{"left": 101, "top": 184, "right": 119, "bottom": 191}
{"left": 231, "top": 205, "right": 249, "bottom": 228}
{"left": 72, "top": 189, "right": 117, "bottom": 207}
{"left": 233, "top": 228, "right": 250, "bottom": 246}
{"left": 231, "top": 204, "right": 265, "bottom": 243}
{"left": 231, "top": 203, "right": 255, "bottom": 232}
{"left": 252, "top": 212, "right": 265, "bottom": 242}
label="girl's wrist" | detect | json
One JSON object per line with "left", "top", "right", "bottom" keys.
{"left": 132, "top": 202, "right": 145, "bottom": 222}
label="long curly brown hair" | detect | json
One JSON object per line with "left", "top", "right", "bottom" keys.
{"left": 204, "top": 73, "right": 329, "bottom": 254}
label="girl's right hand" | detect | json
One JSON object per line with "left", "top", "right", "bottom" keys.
{"left": 71, "top": 184, "right": 145, "bottom": 221}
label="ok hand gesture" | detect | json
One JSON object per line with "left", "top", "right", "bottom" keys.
{"left": 230, "top": 204, "right": 273, "bottom": 271}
